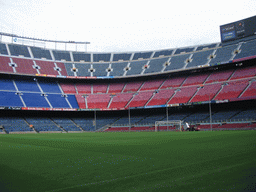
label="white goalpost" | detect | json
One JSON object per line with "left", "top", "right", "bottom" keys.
{"left": 155, "top": 120, "right": 183, "bottom": 132}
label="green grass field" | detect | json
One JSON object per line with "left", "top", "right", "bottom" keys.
{"left": 0, "top": 131, "right": 256, "bottom": 192}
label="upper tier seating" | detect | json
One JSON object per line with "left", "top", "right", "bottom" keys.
{"left": 110, "top": 62, "right": 128, "bottom": 77}
{"left": 92, "top": 63, "right": 109, "bottom": 77}
{"left": 30, "top": 46, "right": 52, "bottom": 60}
{"left": 93, "top": 53, "right": 111, "bottom": 62}
{"left": 209, "top": 44, "right": 238, "bottom": 65}
{"left": 0, "top": 36, "right": 255, "bottom": 78}
{"left": 186, "top": 50, "right": 213, "bottom": 68}
{"left": 132, "top": 52, "right": 153, "bottom": 60}
{"left": 164, "top": 54, "right": 189, "bottom": 71}
{"left": 153, "top": 49, "right": 173, "bottom": 58}
{"left": 113, "top": 53, "right": 132, "bottom": 61}
{"left": 8, "top": 44, "right": 30, "bottom": 57}
{"left": 52, "top": 50, "right": 71, "bottom": 61}
{"left": 126, "top": 60, "right": 147, "bottom": 76}
{"left": 0, "top": 43, "right": 8, "bottom": 55}
{"left": 73, "top": 52, "right": 91, "bottom": 62}
{"left": 144, "top": 58, "right": 168, "bottom": 74}
{"left": 234, "top": 39, "right": 256, "bottom": 60}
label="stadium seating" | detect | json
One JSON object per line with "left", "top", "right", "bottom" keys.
{"left": 0, "top": 79, "right": 16, "bottom": 91}
{"left": 22, "top": 93, "right": 50, "bottom": 108}
{"left": 0, "top": 92, "right": 24, "bottom": 107}
{"left": 8, "top": 44, "right": 30, "bottom": 57}
{"left": 190, "top": 83, "right": 222, "bottom": 102}
{"left": 144, "top": 58, "right": 168, "bottom": 74}
{"left": 233, "top": 38, "right": 256, "bottom": 60}
{"left": 60, "top": 82, "right": 77, "bottom": 94}
{"left": 108, "top": 82, "right": 125, "bottom": 93}
{"left": 93, "top": 53, "right": 111, "bottom": 62}
{"left": 160, "top": 76, "right": 186, "bottom": 89}
{"left": 34, "top": 60, "right": 60, "bottom": 76}
{"left": 0, "top": 56, "right": 14, "bottom": 73}
{"left": 146, "top": 89, "right": 175, "bottom": 106}
{"left": 132, "top": 52, "right": 153, "bottom": 60}
{"left": 240, "top": 80, "right": 256, "bottom": 98}
{"left": 126, "top": 60, "right": 147, "bottom": 76}
{"left": 87, "top": 94, "right": 111, "bottom": 109}
{"left": 140, "top": 79, "right": 164, "bottom": 91}
{"left": 113, "top": 53, "right": 132, "bottom": 61}
{"left": 168, "top": 86, "right": 198, "bottom": 104}
{"left": 0, "top": 34, "right": 256, "bottom": 133}
{"left": 209, "top": 44, "right": 238, "bottom": 65}
{"left": 108, "top": 92, "right": 134, "bottom": 109}
{"left": 52, "top": 117, "right": 81, "bottom": 132}
{"left": 30, "top": 46, "right": 52, "bottom": 60}
{"left": 93, "top": 83, "right": 108, "bottom": 93}
{"left": 12, "top": 58, "right": 36, "bottom": 75}
{"left": 123, "top": 81, "right": 143, "bottom": 92}
{"left": 182, "top": 73, "right": 210, "bottom": 86}
{"left": 186, "top": 50, "right": 213, "bottom": 68}
{"left": 128, "top": 91, "right": 154, "bottom": 108}
{"left": 0, "top": 117, "right": 33, "bottom": 133}
{"left": 25, "top": 117, "right": 62, "bottom": 132}
{"left": 0, "top": 43, "right": 8, "bottom": 55}
{"left": 52, "top": 50, "right": 71, "bottom": 61}
{"left": 205, "top": 69, "right": 234, "bottom": 83}
{"left": 73, "top": 52, "right": 91, "bottom": 62}
{"left": 76, "top": 83, "right": 91, "bottom": 94}
{"left": 214, "top": 80, "right": 249, "bottom": 100}
{"left": 229, "top": 65, "right": 256, "bottom": 80}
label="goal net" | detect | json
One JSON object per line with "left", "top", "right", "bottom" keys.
{"left": 155, "top": 120, "right": 183, "bottom": 132}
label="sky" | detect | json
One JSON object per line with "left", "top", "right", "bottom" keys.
{"left": 0, "top": 0, "right": 255, "bottom": 52}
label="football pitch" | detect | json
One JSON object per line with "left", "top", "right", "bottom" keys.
{"left": 0, "top": 131, "right": 255, "bottom": 192}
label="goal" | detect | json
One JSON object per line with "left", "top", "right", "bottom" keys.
{"left": 155, "top": 120, "right": 183, "bottom": 132}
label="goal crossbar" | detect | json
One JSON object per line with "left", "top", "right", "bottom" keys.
{"left": 155, "top": 120, "right": 183, "bottom": 132}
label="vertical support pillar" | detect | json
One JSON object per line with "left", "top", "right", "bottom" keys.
{"left": 94, "top": 110, "right": 97, "bottom": 131}
{"left": 128, "top": 107, "right": 131, "bottom": 132}
{"left": 209, "top": 97, "right": 212, "bottom": 132}
{"left": 166, "top": 106, "right": 169, "bottom": 131}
